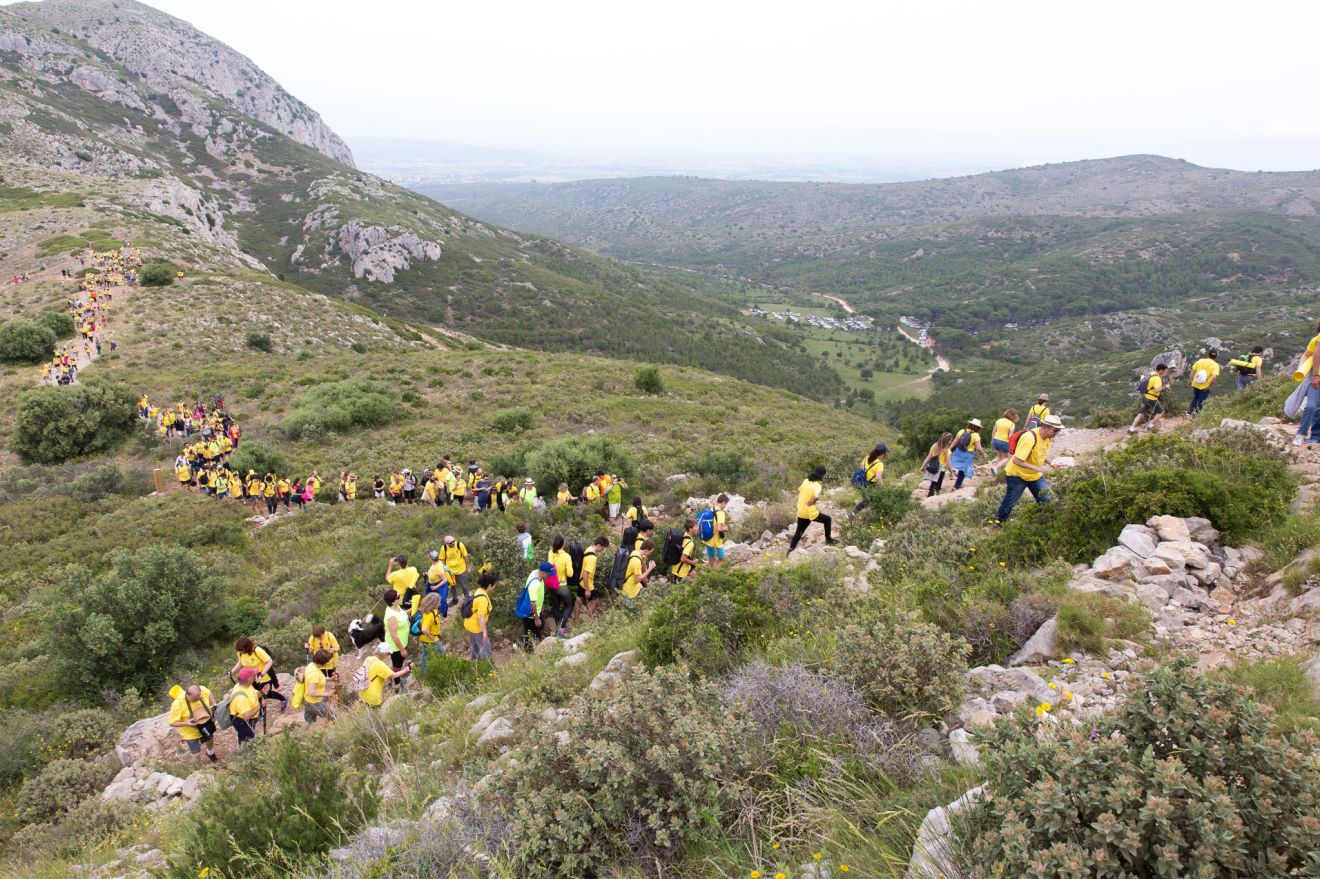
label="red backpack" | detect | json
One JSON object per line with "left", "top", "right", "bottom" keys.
{"left": 1008, "top": 428, "right": 1034, "bottom": 454}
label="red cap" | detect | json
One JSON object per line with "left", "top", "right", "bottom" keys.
{"left": 237, "top": 667, "right": 259, "bottom": 683}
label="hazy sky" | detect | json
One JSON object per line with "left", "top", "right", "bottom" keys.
{"left": 34, "top": 0, "right": 1320, "bottom": 170}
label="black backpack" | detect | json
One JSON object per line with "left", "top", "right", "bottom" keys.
{"left": 621, "top": 525, "right": 640, "bottom": 552}
{"left": 607, "top": 547, "right": 631, "bottom": 592}
{"left": 566, "top": 540, "right": 585, "bottom": 588}
{"left": 953, "top": 429, "right": 972, "bottom": 452}
{"left": 1233, "top": 353, "right": 1256, "bottom": 376}
{"left": 661, "top": 529, "right": 684, "bottom": 568}
{"left": 458, "top": 590, "right": 479, "bottom": 620}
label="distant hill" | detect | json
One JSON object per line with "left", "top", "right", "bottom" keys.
{"left": 0, "top": 0, "right": 837, "bottom": 400}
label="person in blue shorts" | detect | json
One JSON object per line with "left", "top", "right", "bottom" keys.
{"left": 704, "top": 494, "right": 730, "bottom": 569}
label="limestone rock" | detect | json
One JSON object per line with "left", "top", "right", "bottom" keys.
{"left": 965, "top": 664, "right": 1053, "bottom": 702}
{"left": 907, "top": 786, "right": 986, "bottom": 879}
{"left": 588, "top": 650, "right": 640, "bottom": 699}
{"left": 990, "top": 690, "right": 1028, "bottom": 713}
{"left": 956, "top": 697, "right": 997, "bottom": 729}
{"left": 683, "top": 493, "right": 753, "bottom": 523}
{"left": 556, "top": 652, "right": 589, "bottom": 668}
{"left": 115, "top": 714, "right": 175, "bottom": 767}
{"left": 1092, "top": 546, "right": 1136, "bottom": 579}
{"left": 420, "top": 795, "right": 460, "bottom": 832}
{"left": 466, "top": 693, "right": 498, "bottom": 713}
{"left": 563, "top": 632, "right": 594, "bottom": 654}
{"left": 1147, "top": 515, "right": 1192, "bottom": 543}
{"left": 948, "top": 728, "right": 980, "bottom": 767}
{"left": 1007, "top": 617, "right": 1058, "bottom": 667}
{"left": 1135, "top": 582, "right": 1171, "bottom": 610}
{"left": 1185, "top": 517, "right": 1220, "bottom": 545}
{"left": 1118, "top": 524, "right": 1158, "bottom": 559}
{"left": 475, "top": 718, "right": 515, "bottom": 753}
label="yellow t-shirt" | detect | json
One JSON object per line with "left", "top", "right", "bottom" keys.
{"left": 464, "top": 589, "right": 491, "bottom": 634}
{"left": 862, "top": 456, "right": 885, "bottom": 483}
{"left": 426, "top": 561, "right": 452, "bottom": 587}
{"left": 580, "top": 549, "right": 598, "bottom": 592}
{"left": 622, "top": 552, "right": 644, "bottom": 599}
{"left": 709, "top": 509, "right": 727, "bottom": 549}
{"left": 1027, "top": 404, "right": 1050, "bottom": 424}
{"left": 345, "top": 479, "right": 357, "bottom": 500}
{"left": 1005, "top": 429, "right": 1052, "bottom": 482}
{"left": 557, "top": 489, "right": 572, "bottom": 505}
{"left": 1142, "top": 374, "right": 1164, "bottom": 401}
{"left": 583, "top": 483, "right": 601, "bottom": 502}
{"left": 417, "top": 610, "right": 442, "bottom": 644}
{"left": 1190, "top": 358, "right": 1221, "bottom": 390}
{"left": 993, "top": 418, "right": 1015, "bottom": 442}
{"left": 672, "top": 535, "right": 697, "bottom": 579}
{"left": 277, "top": 479, "right": 291, "bottom": 495}
{"left": 361, "top": 656, "right": 392, "bottom": 707}
{"left": 422, "top": 480, "right": 437, "bottom": 502}
{"left": 229, "top": 684, "right": 261, "bottom": 720}
{"left": 955, "top": 430, "right": 982, "bottom": 452}
{"left": 387, "top": 567, "right": 419, "bottom": 595}
{"left": 169, "top": 687, "right": 215, "bottom": 740}
{"left": 548, "top": 548, "right": 575, "bottom": 583}
{"left": 796, "top": 479, "right": 821, "bottom": 521}
{"left": 303, "top": 663, "right": 327, "bottom": 704}
{"left": 439, "top": 543, "right": 468, "bottom": 575}
{"left": 625, "top": 505, "right": 642, "bottom": 523}
{"left": 237, "top": 647, "right": 273, "bottom": 684}
{"left": 175, "top": 463, "right": 191, "bottom": 483}
{"left": 262, "top": 479, "right": 277, "bottom": 497}
{"left": 306, "top": 632, "right": 340, "bottom": 670}
{"left": 1308, "top": 334, "right": 1320, "bottom": 357}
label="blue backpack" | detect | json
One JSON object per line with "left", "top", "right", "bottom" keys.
{"left": 696, "top": 508, "right": 716, "bottom": 542}
{"left": 514, "top": 582, "right": 533, "bottom": 619}
{"left": 851, "top": 467, "right": 868, "bottom": 488}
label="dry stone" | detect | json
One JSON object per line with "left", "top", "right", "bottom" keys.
{"left": 1147, "top": 515, "right": 1191, "bottom": 543}
{"left": 907, "top": 785, "right": 986, "bottom": 879}
{"left": 1118, "top": 524, "right": 1158, "bottom": 559}
{"left": 1092, "top": 546, "right": 1136, "bottom": 579}
{"left": 1007, "top": 617, "right": 1058, "bottom": 666}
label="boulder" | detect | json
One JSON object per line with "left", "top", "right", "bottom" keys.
{"left": 115, "top": 713, "right": 174, "bottom": 767}
{"left": 955, "top": 697, "right": 997, "bottom": 729}
{"left": 1189, "top": 562, "right": 1224, "bottom": 587}
{"left": 1155, "top": 540, "right": 1211, "bottom": 570}
{"left": 475, "top": 717, "right": 515, "bottom": 753}
{"left": 965, "top": 665, "right": 1053, "bottom": 702}
{"left": 1117, "top": 524, "right": 1158, "bottom": 559}
{"left": 1007, "top": 617, "right": 1058, "bottom": 666}
{"left": 948, "top": 728, "right": 979, "bottom": 767}
{"left": 465, "top": 693, "right": 498, "bottom": 713}
{"left": 906, "top": 786, "right": 986, "bottom": 879}
{"left": 468, "top": 708, "right": 500, "bottom": 739}
{"left": 556, "top": 652, "right": 589, "bottom": 668}
{"left": 990, "top": 690, "right": 1028, "bottom": 713}
{"left": 1142, "top": 574, "right": 1185, "bottom": 597}
{"left": 723, "top": 542, "right": 755, "bottom": 565}
{"left": 1147, "top": 515, "right": 1191, "bottom": 543}
{"left": 1132, "top": 556, "right": 1172, "bottom": 578}
{"left": 1209, "top": 586, "right": 1237, "bottom": 608}
{"left": 588, "top": 650, "right": 640, "bottom": 699}
{"left": 1092, "top": 546, "right": 1136, "bottom": 580}
{"left": 1303, "top": 655, "right": 1320, "bottom": 704}
{"left": 1184, "top": 516, "right": 1219, "bottom": 545}
{"left": 420, "top": 795, "right": 461, "bottom": 832}
{"left": 563, "top": 632, "right": 594, "bottom": 654}
{"left": 1135, "top": 582, "right": 1171, "bottom": 611}
{"left": 1171, "top": 587, "right": 1215, "bottom": 612}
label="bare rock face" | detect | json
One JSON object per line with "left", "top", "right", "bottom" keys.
{"left": 330, "top": 220, "right": 443, "bottom": 282}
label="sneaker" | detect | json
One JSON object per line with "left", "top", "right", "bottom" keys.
{"left": 1294, "top": 435, "right": 1305, "bottom": 446}
{"left": 1127, "top": 426, "right": 1137, "bottom": 434}
{"left": 825, "top": 539, "right": 838, "bottom": 546}
{"left": 207, "top": 751, "right": 218, "bottom": 764}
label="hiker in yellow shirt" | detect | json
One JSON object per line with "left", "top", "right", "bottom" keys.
{"left": 705, "top": 494, "right": 730, "bottom": 569}
{"left": 789, "top": 467, "right": 834, "bottom": 552}
{"left": 345, "top": 472, "right": 358, "bottom": 501}
{"left": 306, "top": 625, "right": 340, "bottom": 679}
{"left": 1231, "top": 346, "right": 1265, "bottom": 391}
{"left": 990, "top": 409, "right": 1019, "bottom": 473}
{"left": 921, "top": 433, "right": 955, "bottom": 497}
{"left": 622, "top": 539, "right": 656, "bottom": 599}
{"left": 229, "top": 668, "right": 263, "bottom": 745}
{"left": 464, "top": 573, "right": 498, "bottom": 660}
{"left": 671, "top": 520, "right": 700, "bottom": 580}
{"left": 1129, "top": 363, "right": 1169, "bottom": 434}
{"left": 439, "top": 535, "right": 470, "bottom": 596}
{"left": 574, "top": 536, "right": 608, "bottom": 623}
{"left": 556, "top": 483, "right": 573, "bottom": 505}
{"left": 1188, "top": 349, "right": 1221, "bottom": 415}
{"left": 386, "top": 554, "right": 420, "bottom": 608}
{"left": 995, "top": 414, "right": 1063, "bottom": 524}
{"left": 1025, "top": 394, "right": 1050, "bottom": 428}
{"left": 168, "top": 684, "right": 218, "bottom": 764}
{"left": 1297, "top": 322, "right": 1320, "bottom": 446}
{"left": 853, "top": 445, "right": 888, "bottom": 513}
{"left": 949, "top": 419, "right": 985, "bottom": 491}
{"left": 360, "top": 647, "right": 408, "bottom": 708}
{"left": 302, "top": 650, "right": 333, "bottom": 725}
{"left": 415, "top": 592, "right": 445, "bottom": 670}
{"left": 230, "top": 636, "right": 288, "bottom": 710}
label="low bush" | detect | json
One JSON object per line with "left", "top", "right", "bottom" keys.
{"left": 490, "top": 407, "right": 534, "bottom": 434}
{"left": 68, "top": 462, "right": 129, "bottom": 501}
{"left": 688, "top": 448, "right": 753, "bottom": 484}
{"left": 642, "top": 564, "right": 838, "bottom": 676}
{"left": 493, "top": 666, "right": 751, "bottom": 877}
{"left": 281, "top": 378, "right": 400, "bottom": 441}
{"left": 17, "top": 755, "right": 117, "bottom": 824}
{"left": 720, "top": 661, "right": 868, "bottom": 744}
{"left": 139, "top": 262, "right": 175, "bottom": 286}
{"left": 1054, "top": 590, "right": 1148, "bottom": 655}
{"left": 1221, "top": 657, "right": 1320, "bottom": 734}
{"left": 1087, "top": 404, "right": 1128, "bottom": 428}
{"left": 36, "top": 310, "right": 75, "bottom": 340}
{"left": 229, "top": 441, "right": 291, "bottom": 478}
{"left": 833, "top": 620, "right": 970, "bottom": 720}
{"left": 414, "top": 651, "right": 492, "bottom": 698}
{"left": 50, "top": 544, "right": 226, "bottom": 695}
{"left": 926, "top": 592, "right": 1057, "bottom": 666}
{"left": 841, "top": 482, "right": 916, "bottom": 548}
{"left": 523, "top": 434, "right": 635, "bottom": 498}
{"left": 962, "top": 661, "right": 1320, "bottom": 877}
{"left": 633, "top": 364, "right": 665, "bottom": 395}
{"left": 10, "top": 380, "right": 138, "bottom": 464}
{"left": 172, "top": 733, "right": 377, "bottom": 875}
{"left": 244, "top": 331, "right": 274, "bottom": 352}
{"left": 0, "top": 319, "right": 56, "bottom": 363}
{"left": 1196, "top": 373, "right": 1292, "bottom": 424}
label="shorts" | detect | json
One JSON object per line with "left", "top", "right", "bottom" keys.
{"left": 1139, "top": 397, "right": 1165, "bottom": 416}
{"left": 991, "top": 438, "right": 1010, "bottom": 453}
{"left": 705, "top": 544, "right": 726, "bottom": 560}
{"left": 184, "top": 721, "right": 216, "bottom": 752}
{"left": 609, "top": 502, "right": 621, "bottom": 518}
{"left": 303, "top": 700, "right": 332, "bottom": 724}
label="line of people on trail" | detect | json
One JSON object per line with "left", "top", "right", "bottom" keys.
{"left": 38, "top": 245, "right": 135, "bottom": 385}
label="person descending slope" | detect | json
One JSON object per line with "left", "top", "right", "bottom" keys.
{"left": 921, "top": 432, "right": 954, "bottom": 497}
{"left": 948, "top": 419, "right": 984, "bottom": 491}
{"left": 989, "top": 409, "right": 1018, "bottom": 474}
{"left": 1230, "top": 346, "right": 1265, "bottom": 391}
{"left": 1188, "top": 349, "right": 1221, "bottom": 415}
{"left": 168, "top": 683, "right": 218, "bottom": 764}
{"left": 994, "top": 414, "right": 1063, "bottom": 524}
{"left": 704, "top": 494, "right": 731, "bottom": 568}
{"left": 464, "top": 572, "right": 497, "bottom": 661}
{"left": 1129, "top": 363, "right": 1169, "bottom": 434}
{"left": 853, "top": 444, "right": 888, "bottom": 513}
{"left": 1293, "top": 320, "right": 1320, "bottom": 446}
{"left": 789, "top": 467, "right": 834, "bottom": 552}
{"left": 1024, "top": 394, "right": 1050, "bottom": 429}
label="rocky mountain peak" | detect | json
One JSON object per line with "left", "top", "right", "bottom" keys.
{"left": 1, "top": 0, "right": 354, "bottom": 167}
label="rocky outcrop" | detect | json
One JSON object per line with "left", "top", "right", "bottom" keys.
{"left": 102, "top": 764, "right": 211, "bottom": 809}
{"left": 330, "top": 220, "right": 443, "bottom": 283}
{"left": 907, "top": 785, "right": 984, "bottom": 879}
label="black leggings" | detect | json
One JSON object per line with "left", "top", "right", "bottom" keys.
{"left": 927, "top": 471, "right": 945, "bottom": 496}
{"left": 789, "top": 514, "right": 832, "bottom": 551}
{"left": 954, "top": 470, "right": 967, "bottom": 491}
{"left": 521, "top": 617, "right": 543, "bottom": 650}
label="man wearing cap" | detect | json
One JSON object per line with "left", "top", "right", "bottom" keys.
{"left": 438, "top": 535, "right": 470, "bottom": 597}
{"left": 949, "top": 420, "right": 984, "bottom": 491}
{"left": 994, "top": 414, "right": 1062, "bottom": 524}
{"left": 230, "top": 667, "right": 263, "bottom": 745}
{"left": 517, "top": 564, "right": 551, "bottom": 649}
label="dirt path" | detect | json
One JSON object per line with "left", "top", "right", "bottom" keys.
{"left": 818, "top": 292, "right": 854, "bottom": 314}
{"left": 896, "top": 324, "right": 951, "bottom": 372}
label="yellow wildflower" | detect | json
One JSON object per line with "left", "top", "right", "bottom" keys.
{"left": 1036, "top": 702, "right": 1052, "bottom": 717}
{"left": 752, "top": 872, "right": 761, "bottom": 879}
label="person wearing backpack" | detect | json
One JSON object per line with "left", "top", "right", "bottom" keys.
{"left": 994, "top": 414, "right": 1063, "bottom": 524}
{"left": 1295, "top": 322, "right": 1320, "bottom": 446}
{"left": 789, "top": 467, "right": 834, "bottom": 552}
{"left": 1024, "top": 395, "right": 1050, "bottom": 429}
{"left": 989, "top": 409, "right": 1019, "bottom": 474}
{"left": 547, "top": 537, "right": 576, "bottom": 635}
{"left": 920, "top": 433, "right": 955, "bottom": 497}
{"left": 699, "top": 495, "right": 731, "bottom": 568}
{"left": 1231, "top": 346, "right": 1264, "bottom": 391}
{"left": 413, "top": 592, "right": 445, "bottom": 671}
{"left": 949, "top": 420, "right": 984, "bottom": 491}
{"left": 302, "top": 649, "right": 334, "bottom": 726}
{"left": 1129, "top": 363, "right": 1169, "bottom": 434}
{"left": 229, "top": 667, "right": 264, "bottom": 745}
{"left": 439, "top": 535, "right": 471, "bottom": 598}
{"left": 424, "top": 550, "right": 455, "bottom": 617}
{"left": 516, "top": 564, "right": 550, "bottom": 649}
{"left": 852, "top": 445, "right": 888, "bottom": 513}
{"left": 624, "top": 496, "right": 647, "bottom": 527}
{"left": 305, "top": 624, "right": 341, "bottom": 682}
{"left": 574, "top": 536, "right": 609, "bottom": 623}
{"left": 168, "top": 683, "right": 218, "bottom": 764}
{"left": 464, "top": 572, "right": 497, "bottom": 661}
{"left": 671, "top": 519, "right": 700, "bottom": 581}
{"left": 622, "top": 539, "right": 655, "bottom": 599}
{"left": 360, "top": 644, "right": 409, "bottom": 708}
{"left": 1187, "top": 349, "right": 1221, "bottom": 415}
{"left": 230, "top": 637, "right": 287, "bottom": 711}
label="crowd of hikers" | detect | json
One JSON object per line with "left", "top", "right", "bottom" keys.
{"left": 37, "top": 245, "right": 136, "bottom": 384}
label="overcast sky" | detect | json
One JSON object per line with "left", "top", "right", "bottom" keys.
{"left": 40, "top": 0, "right": 1320, "bottom": 170}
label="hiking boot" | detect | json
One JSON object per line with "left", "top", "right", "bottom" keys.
{"left": 207, "top": 751, "right": 218, "bottom": 764}
{"left": 825, "top": 539, "right": 838, "bottom": 546}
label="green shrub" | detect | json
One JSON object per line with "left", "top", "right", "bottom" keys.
{"left": 68, "top": 462, "right": 128, "bottom": 501}
{"left": 962, "top": 661, "right": 1320, "bottom": 877}
{"left": 1087, "top": 405, "right": 1128, "bottom": 428}
{"left": 688, "top": 448, "right": 753, "bottom": 484}
{"left": 490, "top": 407, "right": 534, "bottom": 434}
{"left": 139, "top": 262, "right": 175, "bottom": 287}
{"left": 281, "top": 378, "right": 399, "bottom": 441}
{"left": 229, "top": 441, "right": 290, "bottom": 478}
{"left": 415, "top": 651, "right": 492, "bottom": 698}
{"left": 852, "top": 482, "right": 915, "bottom": 529}
{"left": 0, "top": 320, "right": 56, "bottom": 363}
{"left": 1054, "top": 591, "right": 1148, "bottom": 655}
{"left": 523, "top": 434, "right": 635, "bottom": 498}
{"left": 50, "top": 544, "right": 226, "bottom": 695}
{"left": 244, "top": 331, "right": 273, "bottom": 353}
{"left": 642, "top": 565, "right": 838, "bottom": 676}
{"left": 172, "top": 733, "right": 377, "bottom": 875}
{"left": 17, "top": 755, "right": 116, "bottom": 824}
{"left": 10, "top": 380, "right": 138, "bottom": 464}
{"left": 36, "top": 310, "right": 75, "bottom": 340}
{"left": 493, "top": 666, "right": 751, "bottom": 876}
{"left": 1197, "top": 373, "right": 1291, "bottom": 424}
{"left": 925, "top": 592, "right": 1057, "bottom": 666}
{"left": 1221, "top": 657, "right": 1320, "bottom": 735}
{"left": 834, "top": 620, "right": 969, "bottom": 720}
{"left": 633, "top": 364, "right": 665, "bottom": 395}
